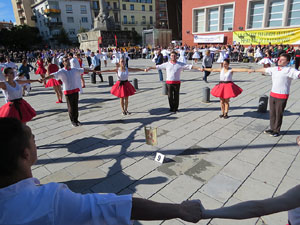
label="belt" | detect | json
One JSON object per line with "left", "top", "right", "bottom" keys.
{"left": 219, "top": 81, "right": 232, "bottom": 84}
{"left": 296, "top": 55, "right": 300, "bottom": 57}
{"left": 119, "top": 80, "right": 128, "bottom": 86}
{"left": 9, "top": 98, "right": 23, "bottom": 120}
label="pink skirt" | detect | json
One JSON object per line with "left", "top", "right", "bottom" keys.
{"left": 0, "top": 99, "right": 36, "bottom": 123}
{"left": 45, "top": 78, "right": 62, "bottom": 87}
{"left": 211, "top": 81, "right": 243, "bottom": 99}
{"left": 35, "top": 67, "right": 47, "bottom": 75}
{"left": 111, "top": 80, "right": 136, "bottom": 98}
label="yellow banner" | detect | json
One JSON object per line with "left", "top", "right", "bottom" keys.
{"left": 233, "top": 28, "right": 300, "bottom": 45}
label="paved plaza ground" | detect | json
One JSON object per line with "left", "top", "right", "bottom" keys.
{"left": 3, "top": 58, "right": 300, "bottom": 225}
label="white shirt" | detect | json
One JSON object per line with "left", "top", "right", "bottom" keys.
{"left": 265, "top": 66, "right": 300, "bottom": 95}
{"left": 220, "top": 68, "right": 233, "bottom": 81}
{"left": 70, "top": 57, "right": 81, "bottom": 69}
{"left": 156, "top": 62, "right": 192, "bottom": 82}
{"left": 5, "top": 61, "right": 17, "bottom": 70}
{"left": 53, "top": 68, "right": 84, "bottom": 94}
{"left": 0, "top": 63, "right": 7, "bottom": 81}
{"left": 117, "top": 68, "right": 129, "bottom": 81}
{"left": 1, "top": 81, "right": 23, "bottom": 101}
{"left": 0, "top": 178, "right": 132, "bottom": 225}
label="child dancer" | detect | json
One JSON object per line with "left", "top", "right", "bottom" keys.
{"left": 35, "top": 55, "right": 47, "bottom": 84}
{"left": 258, "top": 50, "right": 273, "bottom": 75}
{"left": 101, "top": 57, "right": 144, "bottom": 115}
{"left": 200, "top": 59, "right": 252, "bottom": 119}
{"left": 45, "top": 58, "right": 63, "bottom": 103}
{"left": 0, "top": 67, "right": 41, "bottom": 123}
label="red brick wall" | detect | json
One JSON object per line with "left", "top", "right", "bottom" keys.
{"left": 182, "top": 0, "right": 248, "bottom": 46}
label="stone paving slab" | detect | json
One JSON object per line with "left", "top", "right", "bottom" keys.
{"left": 4, "top": 58, "right": 300, "bottom": 225}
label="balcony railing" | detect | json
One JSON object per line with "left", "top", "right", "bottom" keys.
{"left": 16, "top": 0, "right": 22, "bottom": 4}
{"left": 46, "top": 21, "right": 63, "bottom": 27}
{"left": 122, "top": 21, "right": 138, "bottom": 25}
{"left": 18, "top": 7, "right": 24, "bottom": 12}
{"left": 44, "top": 9, "right": 61, "bottom": 14}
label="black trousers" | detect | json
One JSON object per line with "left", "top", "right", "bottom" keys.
{"left": 203, "top": 66, "right": 212, "bottom": 81}
{"left": 91, "top": 65, "right": 103, "bottom": 83}
{"left": 295, "top": 57, "right": 300, "bottom": 70}
{"left": 65, "top": 92, "right": 79, "bottom": 123}
{"left": 166, "top": 83, "right": 180, "bottom": 111}
{"left": 87, "top": 56, "right": 92, "bottom": 67}
{"left": 269, "top": 96, "right": 287, "bottom": 133}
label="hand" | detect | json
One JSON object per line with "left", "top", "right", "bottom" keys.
{"left": 199, "top": 68, "right": 204, "bottom": 72}
{"left": 179, "top": 200, "right": 203, "bottom": 223}
{"left": 144, "top": 68, "right": 149, "bottom": 72}
{"left": 297, "top": 136, "right": 300, "bottom": 146}
{"left": 37, "top": 79, "right": 43, "bottom": 83}
{"left": 248, "top": 69, "right": 255, "bottom": 73}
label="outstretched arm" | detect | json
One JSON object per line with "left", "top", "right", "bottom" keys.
{"left": 201, "top": 185, "right": 300, "bottom": 220}
{"left": 128, "top": 68, "right": 145, "bottom": 72}
{"left": 16, "top": 79, "right": 42, "bottom": 85}
{"left": 131, "top": 198, "right": 201, "bottom": 223}
{"left": 99, "top": 69, "right": 117, "bottom": 73}
{"left": 145, "top": 66, "right": 157, "bottom": 72}
{"left": 200, "top": 68, "right": 221, "bottom": 72}
{"left": 83, "top": 68, "right": 102, "bottom": 74}
{"left": 231, "top": 68, "right": 254, "bottom": 72}
{"left": 0, "top": 82, "right": 6, "bottom": 90}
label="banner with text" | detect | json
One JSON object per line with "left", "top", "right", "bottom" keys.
{"left": 194, "top": 34, "right": 224, "bottom": 43}
{"left": 233, "top": 28, "right": 300, "bottom": 45}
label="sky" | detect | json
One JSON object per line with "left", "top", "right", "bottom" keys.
{"left": 0, "top": 0, "right": 16, "bottom": 23}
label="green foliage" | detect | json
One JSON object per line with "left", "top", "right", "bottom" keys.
{"left": 78, "top": 27, "right": 88, "bottom": 33}
{"left": 55, "top": 28, "right": 72, "bottom": 45}
{"left": 0, "top": 25, "right": 42, "bottom": 50}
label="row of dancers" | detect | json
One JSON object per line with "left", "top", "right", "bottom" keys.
{"left": 0, "top": 52, "right": 299, "bottom": 137}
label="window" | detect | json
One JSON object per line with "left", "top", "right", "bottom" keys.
{"left": 288, "top": 0, "right": 300, "bottom": 25}
{"left": 69, "top": 29, "right": 75, "bottom": 36}
{"left": 194, "top": 9, "right": 205, "bottom": 33}
{"left": 113, "top": 2, "right": 117, "bottom": 9}
{"left": 208, "top": 8, "right": 218, "bottom": 31}
{"left": 248, "top": 1, "right": 264, "bottom": 28}
{"left": 132, "top": 27, "right": 135, "bottom": 31}
{"left": 150, "top": 16, "right": 153, "bottom": 24}
{"left": 123, "top": 15, "right": 127, "bottom": 24}
{"left": 80, "top": 5, "right": 87, "bottom": 14}
{"left": 222, "top": 5, "right": 233, "bottom": 30}
{"left": 267, "top": 0, "right": 284, "bottom": 27}
{"left": 124, "top": 27, "right": 128, "bottom": 31}
{"left": 149, "top": 5, "right": 152, "bottom": 11}
{"left": 67, "top": 17, "right": 74, "bottom": 23}
{"left": 142, "top": 5, "right": 145, "bottom": 11}
{"left": 142, "top": 16, "right": 146, "bottom": 24}
{"left": 131, "top": 15, "right": 135, "bottom": 24}
{"left": 130, "top": 4, "right": 134, "bottom": 10}
{"left": 66, "top": 5, "right": 72, "bottom": 13}
{"left": 81, "top": 17, "right": 88, "bottom": 23}
{"left": 93, "top": 1, "right": 99, "bottom": 9}
{"left": 123, "top": 4, "right": 126, "bottom": 10}
{"left": 114, "top": 12, "right": 119, "bottom": 22}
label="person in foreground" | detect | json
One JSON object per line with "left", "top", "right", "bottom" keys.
{"left": 199, "top": 136, "right": 300, "bottom": 225}
{"left": 0, "top": 118, "right": 202, "bottom": 225}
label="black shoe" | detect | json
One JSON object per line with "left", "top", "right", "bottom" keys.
{"left": 125, "top": 111, "right": 131, "bottom": 115}
{"left": 223, "top": 113, "right": 229, "bottom": 119}
{"left": 271, "top": 132, "right": 280, "bottom": 137}
{"left": 264, "top": 129, "right": 273, "bottom": 134}
{"left": 76, "top": 121, "right": 82, "bottom": 126}
{"left": 219, "top": 114, "right": 224, "bottom": 118}
{"left": 122, "top": 111, "right": 127, "bottom": 116}
{"left": 71, "top": 122, "right": 78, "bottom": 127}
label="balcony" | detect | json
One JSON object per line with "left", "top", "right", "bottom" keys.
{"left": 44, "top": 8, "right": 61, "bottom": 15}
{"left": 112, "top": 7, "right": 120, "bottom": 11}
{"left": 31, "top": 15, "right": 37, "bottom": 21}
{"left": 122, "top": 21, "right": 138, "bottom": 25}
{"left": 16, "top": 0, "right": 22, "bottom": 4}
{"left": 17, "top": 7, "right": 24, "bottom": 12}
{"left": 46, "top": 21, "right": 63, "bottom": 28}
{"left": 20, "top": 15, "right": 25, "bottom": 20}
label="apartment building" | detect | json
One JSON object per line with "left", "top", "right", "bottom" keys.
{"left": 31, "top": 0, "right": 92, "bottom": 43}
{"left": 11, "top": 0, "right": 36, "bottom": 26}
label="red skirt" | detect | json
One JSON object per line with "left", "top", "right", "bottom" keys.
{"left": 0, "top": 99, "right": 36, "bottom": 123}
{"left": 111, "top": 80, "right": 136, "bottom": 98}
{"left": 45, "top": 78, "right": 62, "bottom": 87}
{"left": 211, "top": 81, "right": 243, "bottom": 99}
{"left": 35, "top": 67, "right": 47, "bottom": 75}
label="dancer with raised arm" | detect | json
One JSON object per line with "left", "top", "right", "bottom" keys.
{"left": 101, "top": 57, "right": 144, "bottom": 115}
{"left": 200, "top": 59, "right": 252, "bottom": 119}
{"left": 0, "top": 67, "right": 42, "bottom": 123}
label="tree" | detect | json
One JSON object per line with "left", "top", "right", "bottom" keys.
{"left": 0, "top": 25, "right": 42, "bottom": 50}
{"left": 55, "top": 28, "right": 71, "bottom": 45}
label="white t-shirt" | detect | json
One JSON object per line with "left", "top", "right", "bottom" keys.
{"left": 156, "top": 61, "right": 192, "bottom": 82}
{"left": 265, "top": 66, "right": 300, "bottom": 97}
{"left": 0, "top": 178, "right": 132, "bottom": 225}
{"left": 53, "top": 68, "right": 84, "bottom": 94}
{"left": 220, "top": 68, "right": 233, "bottom": 81}
{"left": 117, "top": 68, "right": 129, "bottom": 81}
{"left": 70, "top": 57, "right": 81, "bottom": 69}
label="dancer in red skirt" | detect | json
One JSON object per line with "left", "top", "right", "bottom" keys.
{"left": 45, "top": 58, "right": 63, "bottom": 103}
{"left": 200, "top": 59, "right": 252, "bottom": 119}
{"left": 0, "top": 67, "right": 42, "bottom": 123}
{"left": 101, "top": 57, "right": 144, "bottom": 115}
{"left": 35, "top": 55, "right": 47, "bottom": 84}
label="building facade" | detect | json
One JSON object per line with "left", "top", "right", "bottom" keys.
{"left": 182, "top": 0, "right": 300, "bottom": 46}
{"left": 155, "top": 0, "right": 168, "bottom": 29}
{"left": 119, "top": 0, "right": 156, "bottom": 34}
{"left": 31, "top": 0, "right": 92, "bottom": 44}
{"left": 11, "top": 0, "right": 36, "bottom": 26}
